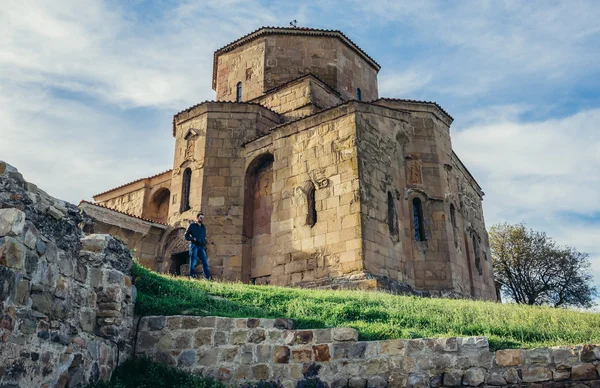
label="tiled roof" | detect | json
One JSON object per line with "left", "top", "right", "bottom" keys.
{"left": 374, "top": 98, "right": 454, "bottom": 122}
{"left": 172, "top": 100, "right": 280, "bottom": 137}
{"left": 248, "top": 73, "right": 343, "bottom": 102}
{"left": 92, "top": 169, "right": 172, "bottom": 198}
{"left": 242, "top": 100, "right": 356, "bottom": 146}
{"left": 78, "top": 200, "right": 168, "bottom": 226}
{"left": 212, "top": 27, "right": 381, "bottom": 90}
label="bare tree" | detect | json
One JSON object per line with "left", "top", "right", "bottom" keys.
{"left": 490, "top": 223, "right": 597, "bottom": 308}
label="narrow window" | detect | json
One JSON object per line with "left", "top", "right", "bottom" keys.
{"left": 412, "top": 197, "right": 425, "bottom": 241}
{"left": 306, "top": 184, "right": 317, "bottom": 227}
{"left": 450, "top": 204, "right": 457, "bottom": 228}
{"left": 236, "top": 82, "right": 242, "bottom": 103}
{"left": 473, "top": 235, "right": 482, "bottom": 275}
{"left": 180, "top": 168, "right": 192, "bottom": 212}
{"left": 387, "top": 191, "right": 398, "bottom": 236}
{"left": 356, "top": 88, "right": 362, "bottom": 101}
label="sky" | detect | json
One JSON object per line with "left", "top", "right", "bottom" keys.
{"left": 1, "top": 0, "right": 599, "bottom": 301}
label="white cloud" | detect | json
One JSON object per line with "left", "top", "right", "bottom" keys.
{"left": 453, "top": 108, "right": 600, "bottom": 301}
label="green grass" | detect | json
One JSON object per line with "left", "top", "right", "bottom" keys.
{"left": 132, "top": 263, "right": 600, "bottom": 351}
{"left": 86, "top": 357, "right": 223, "bottom": 388}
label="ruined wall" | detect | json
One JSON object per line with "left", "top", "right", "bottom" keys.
{"left": 79, "top": 202, "right": 167, "bottom": 271}
{"left": 216, "top": 39, "right": 266, "bottom": 102}
{"left": 0, "top": 163, "right": 135, "bottom": 387}
{"left": 137, "top": 315, "right": 600, "bottom": 387}
{"left": 244, "top": 104, "right": 362, "bottom": 287}
{"left": 172, "top": 103, "right": 280, "bottom": 281}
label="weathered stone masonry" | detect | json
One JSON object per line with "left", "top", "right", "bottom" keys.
{"left": 137, "top": 315, "right": 600, "bottom": 387}
{"left": 0, "top": 163, "right": 135, "bottom": 387}
{"left": 88, "top": 26, "right": 496, "bottom": 301}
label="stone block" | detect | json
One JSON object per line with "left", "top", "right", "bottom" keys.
{"left": 284, "top": 330, "right": 313, "bottom": 345}
{"left": 332, "top": 342, "right": 367, "bottom": 359}
{"left": 178, "top": 350, "right": 196, "bottom": 367}
{"left": 313, "top": 329, "right": 331, "bottom": 344}
{"left": 522, "top": 366, "right": 552, "bottom": 382}
{"left": 199, "top": 316, "right": 216, "bottom": 327}
{"left": 181, "top": 317, "right": 201, "bottom": 329}
{"left": 367, "top": 376, "right": 387, "bottom": 388}
{"left": 147, "top": 316, "right": 166, "bottom": 331}
{"left": 0, "top": 208, "right": 25, "bottom": 237}
{"left": 503, "top": 367, "right": 520, "bottom": 384}
{"left": 580, "top": 344, "right": 600, "bottom": 362}
{"left": 274, "top": 346, "right": 290, "bottom": 363}
{"left": 552, "top": 369, "right": 570, "bottom": 381}
{"left": 332, "top": 327, "right": 358, "bottom": 342}
{"left": 197, "top": 348, "right": 220, "bottom": 366}
{"left": 313, "top": 344, "right": 331, "bottom": 362}
{"left": 274, "top": 318, "right": 294, "bottom": 330}
{"left": 291, "top": 347, "right": 312, "bottom": 362}
{"left": 525, "top": 347, "right": 551, "bottom": 364}
{"left": 195, "top": 328, "right": 214, "bottom": 347}
{"left": 15, "top": 279, "right": 30, "bottom": 305}
{"left": 495, "top": 349, "right": 522, "bottom": 367}
{"left": 348, "top": 377, "right": 367, "bottom": 388}
{"left": 572, "top": 363, "right": 597, "bottom": 380}
{"left": 252, "top": 364, "right": 270, "bottom": 380}
{"left": 248, "top": 329, "right": 266, "bottom": 343}
{"left": 463, "top": 367, "right": 486, "bottom": 386}
{"left": 380, "top": 339, "right": 405, "bottom": 356}
{"left": 231, "top": 329, "right": 248, "bottom": 345}
{"left": 31, "top": 293, "right": 52, "bottom": 315}
{"left": 0, "top": 237, "right": 26, "bottom": 269}
{"left": 442, "top": 370, "right": 463, "bottom": 386}
{"left": 219, "top": 346, "right": 238, "bottom": 362}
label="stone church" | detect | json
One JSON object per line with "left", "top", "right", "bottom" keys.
{"left": 80, "top": 27, "right": 497, "bottom": 300}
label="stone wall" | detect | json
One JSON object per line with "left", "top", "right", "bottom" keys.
{"left": 0, "top": 163, "right": 135, "bottom": 387}
{"left": 137, "top": 315, "right": 600, "bottom": 387}
{"left": 244, "top": 103, "right": 363, "bottom": 286}
{"left": 79, "top": 201, "right": 167, "bottom": 271}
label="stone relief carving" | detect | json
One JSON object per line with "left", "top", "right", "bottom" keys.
{"left": 406, "top": 158, "right": 423, "bottom": 185}
{"left": 185, "top": 139, "right": 195, "bottom": 159}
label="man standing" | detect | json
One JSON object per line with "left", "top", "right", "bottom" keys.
{"left": 184, "top": 213, "right": 211, "bottom": 280}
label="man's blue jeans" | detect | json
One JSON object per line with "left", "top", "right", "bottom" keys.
{"left": 189, "top": 243, "right": 211, "bottom": 279}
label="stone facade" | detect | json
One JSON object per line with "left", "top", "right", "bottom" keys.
{"left": 88, "top": 27, "right": 496, "bottom": 300}
{"left": 0, "top": 163, "right": 135, "bottom": 387}
{"left": 137, "top": 315, "right": 600, "bottom": 387}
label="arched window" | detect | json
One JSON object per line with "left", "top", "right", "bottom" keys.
{"left": 180, "top": 168, "right": 192, "bottom": 213}
{"left": 306, "top": 184, "right": 317, "bottom": 227}
{"left": 356, "top": 88, "right": 362, "bottom": 101}
{"left": 387, "top": 191, "right": 398, "bottom": 237}
{"left": 236, "top": 82, "right": 242, "bottom": 103}
{"left": 412, "top": 197, "right": 425, "bottom": 241}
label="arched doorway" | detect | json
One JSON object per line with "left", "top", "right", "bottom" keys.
{"left": 147, "top": 188, "right": 170, "bottom": 224}
{"left": 160, "top": 228, "right": 189, "bottom": 275}
{"left": 242, "top": 153, "right": 274, "bottom": 284}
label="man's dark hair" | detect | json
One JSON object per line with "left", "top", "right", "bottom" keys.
{"left": 197, "top": 213, "right": 204, "bottom": 218}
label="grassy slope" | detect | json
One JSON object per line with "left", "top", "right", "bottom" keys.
{"left": 132, "top": 263, "right": 600, "bottom": 351}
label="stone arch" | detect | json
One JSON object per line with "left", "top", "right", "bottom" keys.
{"left": 147, "top": 188, "right": 170, "bottom": 224}
{"left": 242, "top": 153, "right": 274, "bottom": 284}
{"left": 156, "top": 227, "right": 189, "bottom": 275}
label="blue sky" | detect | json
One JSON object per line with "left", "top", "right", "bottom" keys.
{"left": 1, "top": 0, "right": 599, "bottom": 302}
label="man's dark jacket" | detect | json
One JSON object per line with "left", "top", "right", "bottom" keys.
{"left": 185, "top": 222, "right": 206, "bottom": 247}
